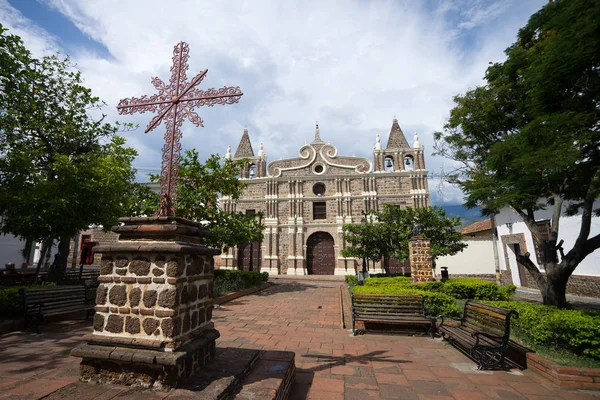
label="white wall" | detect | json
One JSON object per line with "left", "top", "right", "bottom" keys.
{"left": 496, "top": 203, "right": 600, "bottom": 282}
{"left": 0, "top": 234, "right": 26, "bottom": 268}
{"left": 0, "top": 235, "right": 60, "bottom": 270}
{"left": 436, "top": 239, "right": 497, "bottom": 275}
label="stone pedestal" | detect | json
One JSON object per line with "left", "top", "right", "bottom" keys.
{"left": 71, "top": 217, "right": 220, "bottom": 390}
{"left": 409, "top": 236, "right": 435, "bottom": 284}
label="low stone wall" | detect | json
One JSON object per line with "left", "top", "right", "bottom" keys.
{"left": 520, "top": 273, "right": 600, "bottom": 299}
{"left": 527, "top": 352, "right": 600, "bottom": 390}
{"left": 448, "top": 273, "right": 495, "bottom": 282}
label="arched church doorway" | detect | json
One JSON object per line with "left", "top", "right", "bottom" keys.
{"left": 237, "top": 241, "right": 260, "bottom": 271}
{"left": 306, "top": 232, "right": 335, "bottom": 275}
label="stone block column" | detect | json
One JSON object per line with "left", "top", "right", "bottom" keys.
{"left": 71, "top": 217, "right": 220, "bottom": 389}
{"left": 409, "top": 236, "right": 435, "bottom": 283}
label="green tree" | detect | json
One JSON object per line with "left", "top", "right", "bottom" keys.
{"left": 342, "top": 205, "right": 466, "bottom": 273}
{"left": 434, "top": 0, "right": 600, "bottom": 307}
{"left": 144, "top": 150, "right": 264, "bottom": 250}
{"left": 340, "top": 211, "right": 387, "bottom": 266}
{"left": 0, "top": 25, "right": 141, "bottom": 276}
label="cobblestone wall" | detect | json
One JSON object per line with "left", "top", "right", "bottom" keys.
{"left": 519, "top": 272, "right": 600, "bottom": 299}
{"left": 94, "top": 253, "right": 214, "bottom": 349}
{"left": 409, "top": 237, "right": 434, "bottom": 283}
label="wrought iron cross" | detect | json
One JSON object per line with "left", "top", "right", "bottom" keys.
{"left": 118, "top": 42, "right": 243, "bottom": 216}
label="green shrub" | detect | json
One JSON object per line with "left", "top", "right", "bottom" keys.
{"left": 369, "top": 273, "right": 407, "bottom": 278}
{"left": 498, "top": 285, "right": 516, "bottom": 301}
{"left": 0, "top": 285, "right": 46, "bottom": 320}
{"left": 260, "top": 272, "right": 269, "bottom": 282}
{"left": 345, "top": 275, "right": 358, "bottom": 287}
{"left": 486, "top": 301, "right": 600, "bottom": 360}
{"left": 213, "top": 270, "right": 266, "bottom": 298}
{"left": 352, "top": 284, "right": 459, "bottom": 317}
{"left": 416, "top": 281, "right": 445, "bottom": 292}
{"left": 363, "top": 277, "right": 412, "bottom": 286}
{"left": 440, "top": 278, "right": 514, "bottom": 301}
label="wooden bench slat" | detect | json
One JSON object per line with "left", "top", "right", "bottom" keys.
{"left": 21, "top": 285, "right": 94, "bottom": 334}
{"left": 437, "top": 300, "right": 516, "bottom": 370}
{"left": 351, "top": 293, "right": 432, "bottom": 336}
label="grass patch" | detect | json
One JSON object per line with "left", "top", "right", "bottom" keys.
{"left": 510, "top": 332, "right": 600, "bottom": 369}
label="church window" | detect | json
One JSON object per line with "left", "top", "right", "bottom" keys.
{"left": 313, "top": 163, "right": 325, "bottom": 175}
{"left": 384, "top": 156, "right": 394, "bottom": 172}
{"left": 249, "top": 164, "right": 256, "bottom": 179}
{"left": 313, "top": 201, "right": 326, "bottom": 220}
{"left": 404, "top": 155, "right": 414, "bottom": 171}
{"left": 313, "top": 183, "right": 326, "bottom": 196}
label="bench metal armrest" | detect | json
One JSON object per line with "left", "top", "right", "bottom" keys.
{"left": 437, "top": 314, "right": 461, "bottom": 328}
{"left": 471, "top": 331, "right": 505, "bottom": 349}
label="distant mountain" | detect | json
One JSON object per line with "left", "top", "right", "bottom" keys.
{"left": 438, "top": 204, "right": 484, "bottom": 227}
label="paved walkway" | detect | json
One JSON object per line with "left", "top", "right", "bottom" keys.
{"left": 0, "top": 281, "right": 599, "bottom": 399}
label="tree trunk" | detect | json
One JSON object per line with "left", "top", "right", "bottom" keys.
{"left": 54, "top": 235, "right": 71, "bottom": 278}
{"left": 383, "top": 253, "right": 390, "bottom": 274}
{"left": 34, "top": 237, "right": 52, "bottom": 283}
{"left": 541, "top": 269, "right": 568, "bottom": 307}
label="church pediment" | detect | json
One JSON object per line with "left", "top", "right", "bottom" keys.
{"left": 268, "top": 142, "right": 371, "bottom": 178}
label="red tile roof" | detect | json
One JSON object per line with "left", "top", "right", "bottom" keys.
{"left": 458, "top": 219, "right": 492, "bottom": 235}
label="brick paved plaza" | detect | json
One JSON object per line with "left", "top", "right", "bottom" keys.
{"left": 0, "top": 281, "right": 599, "bottom": 399}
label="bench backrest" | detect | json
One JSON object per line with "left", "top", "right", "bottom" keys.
{"left": 462, "top": 301, "right": 516, "bottom": 343}
{"left": 352, "top": 294, "right": 425, "bottom": 317}
{"left": 20, "top": 286, "right": 88, "bottom": 316}
{"left": 55, "top": 270, "right": 100, "bottom": 288}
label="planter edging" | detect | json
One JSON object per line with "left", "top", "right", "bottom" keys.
{"left": 526, "top": 352, "right": 600, "bottom": 390}
{"left": 213, "top": 282, "right": 272, "bottom": 305}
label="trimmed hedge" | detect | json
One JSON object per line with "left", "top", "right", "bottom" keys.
{"left": 345, "top": 275, "right": 358, "bottom": 286}
{"left": 486, "top": 301, "right": 600, "bottom": 361}
{"left": 352, "top": 276, "right": 515, "bottom": 301}
{"left": 348, "top": 276, "right": 515, "bottom": 317}
{"left": 213, "top": 270, "right": 269, "bottom": 298}
{"left": 440, "top": 278, "right": 516, "bottom": 301}
{"left": 352, "top": 285, "right": 459, "bottom": 317}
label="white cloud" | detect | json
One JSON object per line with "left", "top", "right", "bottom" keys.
{"left": 0, "top": 0, "right": 59, "bottom": 56}
{"left": 4, "top": 0, "right": 547, "bottom": 203}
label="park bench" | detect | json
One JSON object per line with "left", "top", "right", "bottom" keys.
{"left": 58, "top": 269, "right": 100, "bottom": 287}
{"left": 351, "top": 293, "right": 433, "bottom": 336}
{"left": 437, "top": 301, "right": 518, "bottom": 370}
{"left": 19, "top": 286, "right": 94, "bottom": 334}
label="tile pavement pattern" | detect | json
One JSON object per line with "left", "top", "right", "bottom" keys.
{"left": 0, "top": 281, "right": 599, "bottom": 399}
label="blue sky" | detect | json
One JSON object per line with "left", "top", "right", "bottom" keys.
{"left": 1, "top": 0, "right": 547, "bottom": 206}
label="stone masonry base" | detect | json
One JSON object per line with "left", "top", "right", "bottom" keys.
{"left": 53, "top": 347, "right": 296, "bottom": 399}
{"left": 72, "top": 328, "right": 219, "bottom": 390}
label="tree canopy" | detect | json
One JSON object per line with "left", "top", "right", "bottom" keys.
{"left": 0, "top": 24, "right": 144, "bottom": 272}
{"left": 341, "top": 205, "right": 466, "bottom": 270}
{"left": 434, "top": 0, "right": 600, "bottom": 306}
{"left": 144, "top": 150, "right": 264, "bottom": 250}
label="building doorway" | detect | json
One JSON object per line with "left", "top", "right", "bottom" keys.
{"left": 509, "top": 243, "right": 530, "bottom": 287}
{"left": 306, "top": 232, "right": 335, "bottom": 275}
{"left": 237, "top": 241, "right": 260, "bottom": 271}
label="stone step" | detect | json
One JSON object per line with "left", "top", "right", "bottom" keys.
{"left": 234, "top": 350, "right": 296, "bottom": 400}
{"left": 46, "top": 347, "right": 295, "bottom": 400}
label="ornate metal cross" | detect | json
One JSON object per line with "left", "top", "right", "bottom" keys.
{"left": 118, "top": 41, "right": 243, "bottom": 216}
